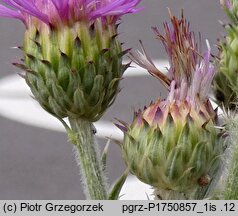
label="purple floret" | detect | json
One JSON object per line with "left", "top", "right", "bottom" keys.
{"left": 0, "top": 0, "right": 143, "bottom": 27}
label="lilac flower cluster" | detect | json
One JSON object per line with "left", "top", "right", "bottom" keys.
{"left": 131, "top": 12, "right": 215, "bottom": 105}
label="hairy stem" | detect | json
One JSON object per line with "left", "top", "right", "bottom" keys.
{"left": 68, "top": 117, "right": 107, "bottom": 200}
{"left": 224, "top": 116, "right": 238, "bottom": 199}
{"left": 224, "top": 145, "right": 238, "bottom": 199}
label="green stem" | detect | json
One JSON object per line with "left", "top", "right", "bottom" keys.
{"left": 224, "top": 115, "right": 238, "bottom": 200}
{"left": 68, "top": 117, "right": 107, "bottom": 200}
{"left": 224, "top": 127, "right": 238, "bottom": 199}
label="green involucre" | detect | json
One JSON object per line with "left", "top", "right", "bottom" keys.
{"left": 19, "top": 21, "right": 128, "bottom": 121}
{"left": 122, "top": 117, "right": 224, "bottom": 195}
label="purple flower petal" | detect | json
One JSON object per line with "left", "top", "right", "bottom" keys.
{"left": 51, "top": 0, "right": 69, "bottom": 19}
{"left": 90, "top": 0, "right": 143, "bottom": 19}
{"left": 1, "top": 0, "right": 49, "bottom": 24}
{"left": 189, "top": 40, "right": 215, "bottom": 101}
{"left": 0, "top": 4, "right": 23, "bottom": 20}
{"left": 0, "top": 0, "right": 142, "bottom": 27}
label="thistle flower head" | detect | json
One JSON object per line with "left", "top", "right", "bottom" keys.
{"left": 0, "top": 0, "right": 142, "bottom": 121}
{"left": 0, "top": 0, "right": 142, "bottom": 28}
{"left": 120, "top": 11, "right": 224, "bottom": 196}
{"left": 117, "top": 41, "right": 223, "bottom": 195}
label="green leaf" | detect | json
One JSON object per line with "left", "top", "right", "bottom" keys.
{"left": 101, "top": 139, "right": 110, "bottom": 172}
{"left": 108, "top": 168, "right": 129, "bottom": 200}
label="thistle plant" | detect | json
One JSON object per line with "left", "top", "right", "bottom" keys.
{"left": 0, "top": 0, "right": 142, "bottom": 200}
{"left": 117, "top": 13, "right": 226, "bottom": 200}
{"left": 1, "top": 1, "right": 236, "bottom": 201}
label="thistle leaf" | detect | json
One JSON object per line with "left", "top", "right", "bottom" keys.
{"left": 101, "top": 139, "right": 110, "bottom": 172}
{"left": 108, "top": 168, "right": 129, "bottom": 200}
